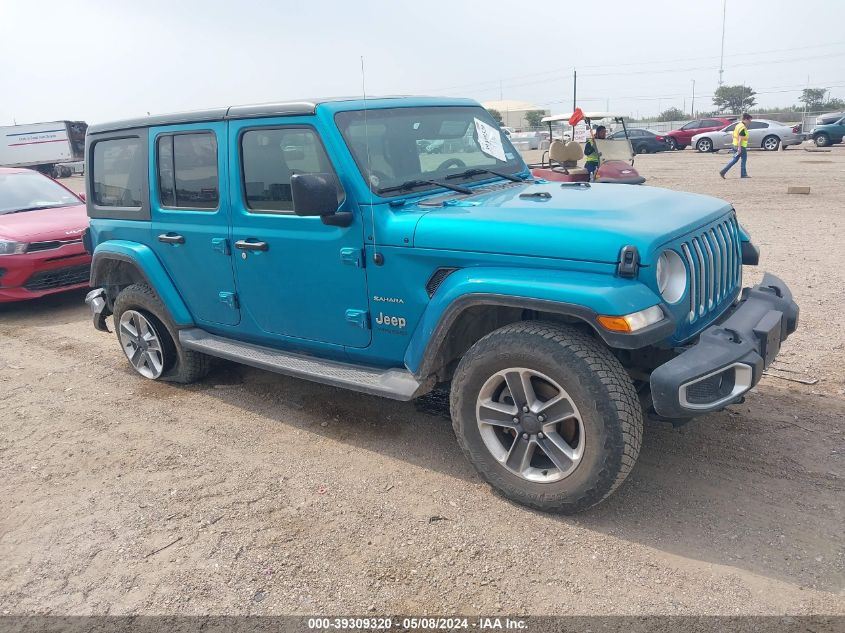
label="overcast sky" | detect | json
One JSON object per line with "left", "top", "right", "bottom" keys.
{"left": 1, "top": 0, "right": 843, "bottom": 126}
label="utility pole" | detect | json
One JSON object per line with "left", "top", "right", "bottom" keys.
{"left": 691, "top": 79, "right": 696, "bottom": 116}
{"left": 572, "top": 70, "right": 577, "bottom": 139}
{"left": 718, "top": 0, "right": 727, "bottom": 86}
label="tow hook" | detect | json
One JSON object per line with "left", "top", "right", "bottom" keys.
{"left": 85, "top": 287, "right": 112, "bottom": 332}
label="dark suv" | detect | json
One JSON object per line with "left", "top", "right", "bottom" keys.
{"left": 665, "top": 117, "right": 735, "bottom": 151}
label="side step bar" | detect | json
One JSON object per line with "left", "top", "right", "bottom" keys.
{"left": 179, "top": 328, "right": 425, "bottom": 401}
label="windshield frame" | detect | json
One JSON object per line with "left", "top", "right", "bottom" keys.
{"left": 334, "top": 105, "right": 527, "bottom": 198}
{"left": 0, "top": 170, "right": 82, "bottom": 215}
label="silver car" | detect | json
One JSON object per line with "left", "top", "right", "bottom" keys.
{"left": 691, "top": 119, "right": 804, "bottom": 152}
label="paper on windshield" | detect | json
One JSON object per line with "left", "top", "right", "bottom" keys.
{"left": 474, "top": 118, "right": 506, "bottom": 162}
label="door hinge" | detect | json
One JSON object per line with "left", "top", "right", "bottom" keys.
{"left": 218, "top": 291, "right": 239, "bottom": 310}
{"left": 340, "top": 247, "right": 365, "bottom": 268}
{"left": 211, "top": 237, "right": 230, "bottom": 255}
{"left": 345, "top": 309, "right": 370, "bottom": 329}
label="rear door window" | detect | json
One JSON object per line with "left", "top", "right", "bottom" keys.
{"left": 748, "top": 121, "right": 769, "bottom": 129}
{"left": 701, "top": 119, "right": 723, "bottom": 127}
{"left": 157, "top": 132, "right": 219, "bottom": 209}
{"left": 682, "top": 121, "right": 701, "bottom": 130}
{"left": 92, "top": 137, "right": 145, "bottom": 208}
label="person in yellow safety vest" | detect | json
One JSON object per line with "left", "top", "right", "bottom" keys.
{"left": 720, "top": 113, "right": 752, "bottom": 179}
{"left": 584, "top": 125, "right": 606, "bottom": 181}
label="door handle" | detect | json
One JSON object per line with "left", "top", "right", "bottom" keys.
{"left": 234, "top": 239, "right": 269, "bottom": 252}
{"left": 158, "top": 233, "right": 185, "bottom": 244}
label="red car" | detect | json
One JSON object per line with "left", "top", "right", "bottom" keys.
{"left": 664, "top": 117, "right": 735, "bottom": 150}
{"left": 0, "top": 167, "right": 90, "bottom": 302}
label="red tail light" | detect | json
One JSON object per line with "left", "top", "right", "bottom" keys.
{"left": 792, "top": 125, "right": 800, "bottom": 133}
{"left": 656, "top": 136, "right": 664, "bottom": 141}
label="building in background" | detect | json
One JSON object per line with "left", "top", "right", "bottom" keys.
{"left": 481, "top": 100, "right": 549, "bottom": 130}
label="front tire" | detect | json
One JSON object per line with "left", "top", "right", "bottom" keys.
{"left": 450, "top": 322, "right": 642, "bottom": 513}
{"left": 113, "top": 283, "right": 211, "bottom": 383}
{"left": 814, "top": 133, "right": 830, "bottom": 147}
{"left": 666, "top": 137, "right": 678, "bottom": 151}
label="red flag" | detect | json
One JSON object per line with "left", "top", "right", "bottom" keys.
{"left": 568, "top": 108, "right": 584, "bottom": 126}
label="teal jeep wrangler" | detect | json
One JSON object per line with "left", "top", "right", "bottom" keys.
{"left": 83, "top": 97, "right": 798, "bottom": 513}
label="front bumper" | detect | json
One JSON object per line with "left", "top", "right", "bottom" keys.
{"left": 85, "top": 287, "right": 112, "bottom": 332}
{"left": 0, "top": 246, "right": 91, "bottom": 303}
{"left": 650, "top": 273, "right": 799, "bottom": 419}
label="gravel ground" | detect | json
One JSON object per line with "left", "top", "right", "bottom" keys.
{"left": 0, "top": 145, "right": 843, "bottom": 616}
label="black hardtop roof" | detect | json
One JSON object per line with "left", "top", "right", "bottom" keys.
{"left": 87, "top": 95, "right": 475, "bottom": 135}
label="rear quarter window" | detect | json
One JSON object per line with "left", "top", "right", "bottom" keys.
{"left": 88, "top": 130, "right": 150, "bottom": 220}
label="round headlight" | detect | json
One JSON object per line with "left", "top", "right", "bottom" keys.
{"left": 657, "top": 250, "right": 687, "bottom": 304}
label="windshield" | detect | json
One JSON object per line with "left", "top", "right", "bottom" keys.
{"left": 335, "top": 106, "right": 525, "bottom": 195}
{"left": 0, "top": 171, "right": 80, "bottom": 215}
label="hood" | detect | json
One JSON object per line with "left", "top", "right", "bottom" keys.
{"left": 412, "top": 183, "right": 732, "bottom": 263}
{"left": 0, "top": 204, "right": 88, "bottom": 243}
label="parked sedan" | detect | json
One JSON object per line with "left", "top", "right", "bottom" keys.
{"left": 664, "top": 117, "right": 735, "bottom": 150}
{"left": 607, "top": 128, "right": 669, "bottom": 154}
{"left": 0, "top": 167, "right": 90, "bottom": 302}
{"left": 691, "top": 119, "right": 804, "bottom": 152}
{"left": 811, "top": 115, "right": 845, "bottom": 147}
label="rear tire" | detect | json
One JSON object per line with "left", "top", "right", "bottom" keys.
{"left": 450, "top": 322, "right": 642, "bottom": 514}
{"left": 637, "top": 145, "right": 650, "bottom": 154}
{"left": 113, "top": 283, "right": 211, "bottom": 384}
{"left": 696, "top": 138, "right": 713, "bottom": 153}
{"left": 762, "top": 135, "right": 780, "bottom": 151}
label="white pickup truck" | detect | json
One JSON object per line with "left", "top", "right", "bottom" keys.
{"left": 0, "top": 120, "right": 87, "bottom": 177}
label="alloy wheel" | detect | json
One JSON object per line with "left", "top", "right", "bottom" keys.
{"left": 475, "top": 368, "right": 585, "bottom": 483}
{"left": 118, "top": 310, "right": 165, "bottom": 379}
{"left": 763, "top": 136, "right": 779, "bottom": 151}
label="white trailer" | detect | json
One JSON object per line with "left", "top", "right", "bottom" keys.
{"left": 0, "top": 120, "right": 87, "bottom": 177}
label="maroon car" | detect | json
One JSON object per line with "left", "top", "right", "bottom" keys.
{"left": 0, "top": 167, "right": 90, "bottom": 302}
{"left": 664, "top": 117, "right": 735, "bottom": 150}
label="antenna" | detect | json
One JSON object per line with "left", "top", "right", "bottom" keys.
{"left": 361, "top": 56, "right": 379, "bottom": 264}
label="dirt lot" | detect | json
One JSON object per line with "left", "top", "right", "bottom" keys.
{"left": 1, "top": 146, "right": 843, "bottom": 616}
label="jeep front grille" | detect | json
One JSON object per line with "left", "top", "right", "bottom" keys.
{"left": 679, "top": 216, "right": 742, "bottom": 324}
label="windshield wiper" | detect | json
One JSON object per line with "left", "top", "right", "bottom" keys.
{"left": 3, "top": 204, "right": 72, "bottom": 215}
{"left": 377, "top": 179, "right": 473, "bottom": 195}
{"left": 445, "top": 168, "right": 525, "bottom": 183}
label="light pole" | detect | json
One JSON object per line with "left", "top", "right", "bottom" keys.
{"left": 719, "top": 0, "right": 727, "bottom": 86}
{"left": 691, "top": 79, "right": 696, "bottom": 116}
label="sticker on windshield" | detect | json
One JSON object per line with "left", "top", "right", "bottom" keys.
{"left": 474, "top": 118, "right": 507, "bottom": 162}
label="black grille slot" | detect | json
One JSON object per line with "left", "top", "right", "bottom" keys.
{"left": 426, "top": 267, "right": 458, "bottom": 297}
{"left": 685, "top": 370, "right": 736, "bottom": 405}
{"left": 26, "top": 238, "right": 82, "bottom": 253}
{"left": 24, "top": 264, "right": 90, "bottom": 291}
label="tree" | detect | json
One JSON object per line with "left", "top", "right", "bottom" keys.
{"left": 487, "top": 108, "right": 503, "bottom": 125}
{"left": 657, "top": 107, "right": 686, "bottom": 122}
{"left": 712, "top": 85, "right": 757, "bottom": 113}
{"left": 524, "top": 110, "right": 546, "bottom": 128}
{"left": 822, "top": 97, "right": 845, "bottom": 111}
{"left": 799, "top": 88, "right": 827, "bottom": 111}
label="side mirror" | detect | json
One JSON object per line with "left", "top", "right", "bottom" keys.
{"left": 77, "top": 192, "right": 86, "bottom": 202}
{"left": 291, "top": 173, "right": 351, "bottom": 227}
